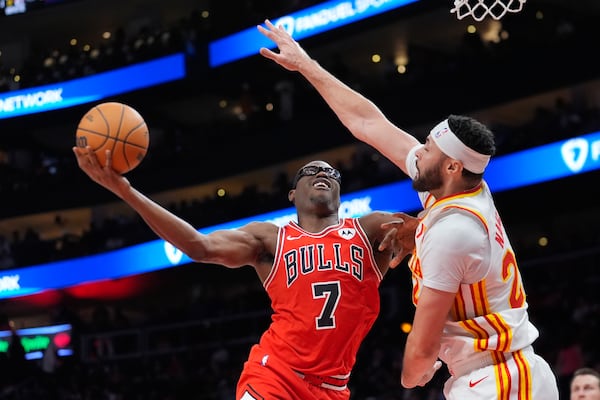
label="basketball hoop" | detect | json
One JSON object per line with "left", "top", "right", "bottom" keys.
{"left": 451, "top": 0, "right": 526, "bottom": 21}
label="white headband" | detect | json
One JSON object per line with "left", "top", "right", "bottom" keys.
{"left": 430, "top": 119, "right": 490, "bottom": 174}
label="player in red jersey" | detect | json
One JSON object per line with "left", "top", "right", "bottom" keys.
{"left": 73, "top": 149, "right": 417, "bottom": 399}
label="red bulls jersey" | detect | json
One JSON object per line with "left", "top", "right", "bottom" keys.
{"left": 258, "top": 218, "right": 383, "bottom": 378}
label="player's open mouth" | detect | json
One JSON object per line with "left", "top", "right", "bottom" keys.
{"left": 313, "top": 179, "right": 331, "bottom": 189}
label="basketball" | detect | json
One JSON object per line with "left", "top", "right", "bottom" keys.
{"left": 75, "top": 102, "right": 149, "bottom": 174}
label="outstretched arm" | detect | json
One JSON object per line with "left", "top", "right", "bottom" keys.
{"left": 72, "top": 146, "right": 273, "bottom": 269}
{"left": 257, "top": 19, "right": 420, "bottom": 176}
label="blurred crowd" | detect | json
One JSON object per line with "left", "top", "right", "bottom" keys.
{"left": 1, "top": 97, "right": 598, "bottom": 398}
{"left": 1, "top": 0, "right": 599, "bottom": 218}
{"left": 0, "top": 247, "right": 598, "bottom": 399}
{"left": 1, "top": 95, "right": 599, "bottom": 271}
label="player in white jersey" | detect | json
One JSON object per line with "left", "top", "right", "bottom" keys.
{"left": 257, "top": 19, "right": 560, "bottom": 399}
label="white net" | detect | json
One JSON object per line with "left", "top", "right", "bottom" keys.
{"left": 451, "top": 0, "right": 526, "bottom": 21}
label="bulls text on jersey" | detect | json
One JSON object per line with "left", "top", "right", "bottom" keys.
{"left": 283, "top": 242, "right": 365, "bottom": 286}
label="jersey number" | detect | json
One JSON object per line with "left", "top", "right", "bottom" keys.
{"left": 410, "top": 249, "right": 525, "bottom": 309}
{"left": 502, "top": 249, "right": 525, "bottom": 308}
{"left": 312, "top": 281, "right": 341, "bottom": 330}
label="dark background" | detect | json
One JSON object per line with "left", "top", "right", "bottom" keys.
{"left": 0, "top": 0, "right": 599, "bottom": 398}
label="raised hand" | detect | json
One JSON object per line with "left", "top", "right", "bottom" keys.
{"left": 257, "top": 19, "right": 312, "bottom": 72}
{"left": 72, "top": 146, "right": 130, "bottom": 196}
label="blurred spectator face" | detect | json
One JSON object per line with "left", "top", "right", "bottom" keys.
{"left": 571, "top": 373, "right": 600, "bottom": 400}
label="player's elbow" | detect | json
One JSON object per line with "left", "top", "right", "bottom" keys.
{"left": 186, "top": 246, "right": 239, "bottom": 269}
{"left": 411, "top": 343, "right": 439, "bottom": 361}
{"left": 400, "top": 374, "right": 416, "bottom": 389}
{"left": 179, "top": 247, "right": 204, "bottom": 263}
{"left": 179, "top": 238, "right": 210, "bottom": 263}
{"left": 401, "top": 363, "right": 425, "bottom": 389}
{"left": 343, "top": 117, "right": 370, "bottom": 141}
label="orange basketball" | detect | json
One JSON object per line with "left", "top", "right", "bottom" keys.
{"left": 75, "top": 102, "right": 149, "bottom": 174}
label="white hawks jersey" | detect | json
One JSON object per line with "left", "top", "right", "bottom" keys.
{"left": 405, "top": 144, "right": 540, "bottom": 370}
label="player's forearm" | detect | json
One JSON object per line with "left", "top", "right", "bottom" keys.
{"left": 297, "top": 58, "right": 418, "bottom": 174}
{"left": 298, "top": 58, "right": 385, "bottom": 143}
{"left": 401, "top": 334, "right": 440, "bottom": 388}
{"left": 119, "top": 187, "right": 202, "bottom": 256}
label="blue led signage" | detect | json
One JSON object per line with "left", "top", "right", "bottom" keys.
{"left": 0, "top": 131, "right": 599, "bottom": 299}
{"left": 0, "top": 53, "right": 186, "bottom": 119}
{"left": 209, "top": 0, "right": 420, "bottom": 67}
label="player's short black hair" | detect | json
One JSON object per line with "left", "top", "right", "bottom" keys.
{"left": 447, "top": 114, "right": 496, "bottom": 157}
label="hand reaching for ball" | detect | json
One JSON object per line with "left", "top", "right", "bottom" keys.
{"left": 75, "top": 102, "right": 149, "bottom": 174}
{"left": 73, "top": 145, "right": 132, "bottom": 197}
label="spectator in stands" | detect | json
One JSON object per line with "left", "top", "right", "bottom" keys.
{"left": 570, "top": 367, "right": 600, "bottom": 400}
{"left": 0, "top": 234, "right": 16, "bottom": 270}
{"left": 72, "top": 148, "right": 418, "bottom": 399}
{"left": 557, "top": 331, "right": 586, "bottom": 399}
{"left": 0, "top": 315, "right": 34, "bottom": 389}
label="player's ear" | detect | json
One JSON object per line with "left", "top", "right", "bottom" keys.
{"left": 288, "top": 189, "right": 296, "bottom": 204}
{"left": 446, "top": 158, "right": 461, "bottom": 174}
